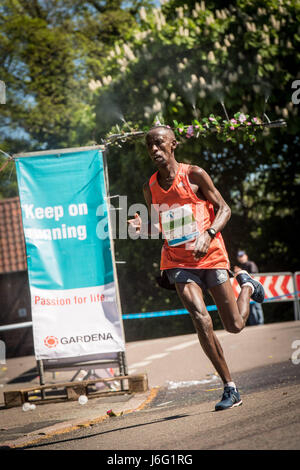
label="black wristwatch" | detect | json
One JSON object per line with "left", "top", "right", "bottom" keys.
{"left": 206, "top": 227, "right": 217, "bottom": 239}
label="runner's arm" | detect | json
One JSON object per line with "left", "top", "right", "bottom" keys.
{"left": 189, "top": 166, "right": 231, "bottom": 233}
{"left": 188, "top": 166, "right": 231, "bottom": 259}
{"left": 143, "top": 181, "right": 152, "bottom": 215}
{"left": 127, "top": 183, "right": 160, "bottom": 235}
{"left": 143, "top": 182, "right": 161, "bottom": 235}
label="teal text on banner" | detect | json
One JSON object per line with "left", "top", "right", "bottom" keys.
{"left": 15, "top": 149, "right": 113, "bottom": 290}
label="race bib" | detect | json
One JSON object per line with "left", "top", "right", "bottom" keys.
{"left": 160, "top": 204, "right": 199, "bottom": 247}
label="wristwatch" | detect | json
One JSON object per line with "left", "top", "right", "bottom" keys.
{"left": 206, "top": 227, "right": 217, "bottom": 239}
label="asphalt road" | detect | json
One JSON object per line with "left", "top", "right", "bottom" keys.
{"left": 14, "top": 322, "right": 300, "bottom": 453}
{"left": 19, "top": 360, "right": 300, "bottom": 452}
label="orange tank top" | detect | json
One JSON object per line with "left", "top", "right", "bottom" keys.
{"left": 149, "top": 163, "right": 230, "bottom": 271}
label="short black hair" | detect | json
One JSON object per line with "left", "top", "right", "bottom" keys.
{"left": 146, "top": 125, "right": 176, "bottom": 140}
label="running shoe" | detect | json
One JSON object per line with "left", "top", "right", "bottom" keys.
{"left": 235, "top": 270, "right": 265, "bottom": 303}
{"left": 215, "top": 386, "right": 243, "bottom": 411}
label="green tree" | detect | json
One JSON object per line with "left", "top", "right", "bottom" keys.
{"left": 1, "top": 1, "right": 299, "bottom": 324}
{"left": 0, "top": 0, "right": 150, "bottom": 196}
{"left": 90, "top": 0, "right": 300, "bottom": 315}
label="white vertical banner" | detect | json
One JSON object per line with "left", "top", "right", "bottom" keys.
{"left": 15, "top": 147, "right": 125, "bottom": 360}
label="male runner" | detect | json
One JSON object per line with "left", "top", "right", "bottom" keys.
{"left": 128, "top": 126, "right": 265, "bottom": 411}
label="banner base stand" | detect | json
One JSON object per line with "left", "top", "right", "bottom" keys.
{"left": 36, "top": 351, "right": 128, "bottom": 391}
{"left": 4, "top": 373, "right": 148, "bottom": 408}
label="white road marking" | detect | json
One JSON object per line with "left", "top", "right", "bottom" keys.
{"left": 129, "top": 361, "right": 151, "bottom": 368}
{"left": 166, "top": 375, "right": 220, "bottom": 389}
{"left": 145, "top": 353, "right": 170, "bottom": 360}
{"left": 216, "top": 331, "right": 231, "bottom": 338}
{"left": 127, "top": 334, "right": 232, "bottom": 373}
{"left": 165, "top": 339, "right": 199, "bottom": 351}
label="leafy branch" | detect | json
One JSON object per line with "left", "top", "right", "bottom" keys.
{"left": 104, "top": 112, "right": 286, "bottom": 147}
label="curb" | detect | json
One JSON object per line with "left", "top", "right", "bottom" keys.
{"left": 0, "top": 387, "right": 160, "bottom": 450}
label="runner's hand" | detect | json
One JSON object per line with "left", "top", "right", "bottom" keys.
{"left": 193, "top": 232, "right": 212, "bottom": 259}
{"left": 233, "top": 265, "right": 242, "bottom": 274}
{"left": 127, "top": 212, "right": 142, "bottom": 233}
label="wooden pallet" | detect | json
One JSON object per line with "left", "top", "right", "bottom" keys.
{"left": 4, "top": 373, "right": 148, "bottom": 408}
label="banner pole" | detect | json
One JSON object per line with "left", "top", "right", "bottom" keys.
{"left": 37, "top": 359, "right": 46, "bottom": 398}
{"left": 293, "top": 273, "right": 300, "bottom": 321}
{"left": 102, "top": 148, "right": 128, "bottom": 383}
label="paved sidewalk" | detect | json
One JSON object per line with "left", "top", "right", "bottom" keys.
{"left": 0, "top": 357, "right": 156, "bottom": 449}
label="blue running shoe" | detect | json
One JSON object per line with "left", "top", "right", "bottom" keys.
{"left": 215, "top": 386, "right": 243, "bottom": 411}
{"left": 235, "top": 270, "right": 265, "bottom": 303}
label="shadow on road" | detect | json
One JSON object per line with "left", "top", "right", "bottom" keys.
{"left": 20, "top": 413, "right": 190, "bottom": 450}
{"left": 6, "top": 367, "right": 38, "bottom": 384}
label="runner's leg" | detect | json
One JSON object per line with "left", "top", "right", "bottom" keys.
{"left": 209, "top": 279, "right": 252, "bottom": 333}
{"left": 175, "top": 281, "right": 232, "bottom": 384}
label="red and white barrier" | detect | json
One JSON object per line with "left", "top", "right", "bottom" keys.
{"left": 231, "top": 272, "right": 295, "bottom": 302}
{"left": 231, "top": 272, "right": 300, "bottom": 320}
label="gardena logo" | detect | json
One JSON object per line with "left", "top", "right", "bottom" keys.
{"left": 44, "top": 336, "right": 59, "bottom": 348}
{"left": 44, "top": 333, "right": 113, "bottom": 348}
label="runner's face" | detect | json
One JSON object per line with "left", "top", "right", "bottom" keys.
{"left": 146, "top": 130, "right": 176, "bottom": 166}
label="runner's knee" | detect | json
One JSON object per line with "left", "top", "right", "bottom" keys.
{"left": 225, "top": 320, "right": 243, "bottom": 334}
